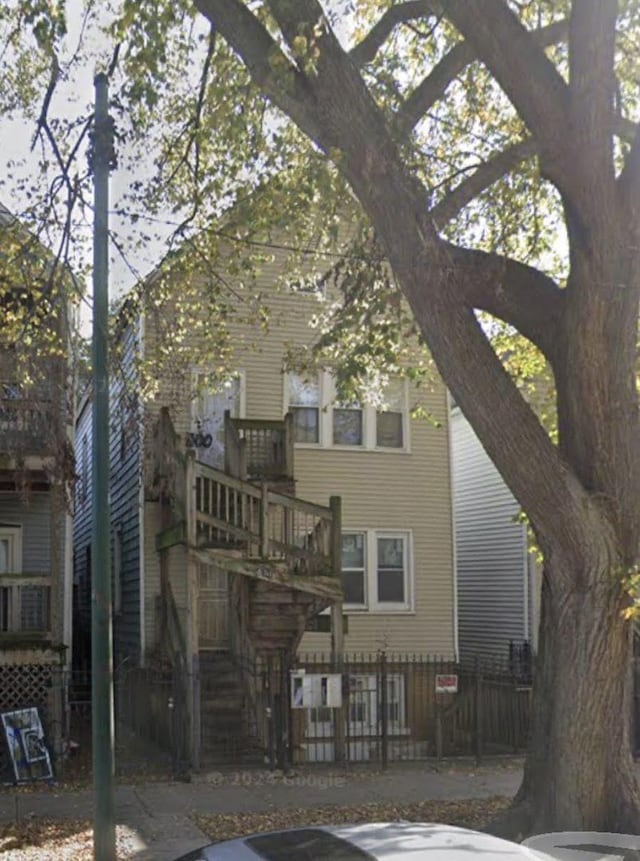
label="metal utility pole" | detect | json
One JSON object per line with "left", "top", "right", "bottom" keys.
{"left": 91, "top": 72, "right": 116, "bottom": 861}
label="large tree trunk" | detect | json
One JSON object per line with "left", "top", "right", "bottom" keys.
{"left": 489, "top": 547, "right": 640, "bottom": 838}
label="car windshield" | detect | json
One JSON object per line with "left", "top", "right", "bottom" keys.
{"left": 245, "top": 829, "right": 376, "bottom": 861}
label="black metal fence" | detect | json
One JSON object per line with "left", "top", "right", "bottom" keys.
{"left": 0, "top": 649, "right": 536, "bottom": 782}
{"left": 291, "top": 651, "right": 533, "bottom": 766}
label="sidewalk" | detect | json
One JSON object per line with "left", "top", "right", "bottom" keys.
{"left": 0, "top": 761, "right": 523, "bottom": 860}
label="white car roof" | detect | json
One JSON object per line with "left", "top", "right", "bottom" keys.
{"left": 524, "top": 831, "right": 640, "bottom": 859}
{"left": 200, "top": 821, "right": 556, "bottom": 860}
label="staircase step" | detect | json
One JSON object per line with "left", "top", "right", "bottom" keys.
{"left": 250, "top": 618, "right": 302, "bottom": 633}
{"left": 201, "top": 717, "right": 245, "bottom": 734}
{"left": 201, "top": 697, "right": 244, "bottom": 714}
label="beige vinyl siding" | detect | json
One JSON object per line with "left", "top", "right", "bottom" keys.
{"left": 142, "top": 242, "right": 455, "bottom": 658}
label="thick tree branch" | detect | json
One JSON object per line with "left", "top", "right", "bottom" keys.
{"left": 442, "top": 1, "right": 575, "bottom": 197}
{"left": 440, "top": 242, "right": 563, "bottom": 361}
{"left": 431, "top": 138, "right": 536, "bottom": 227}
{"left": 411, "top": 293, "right": 597, "bottom": 564}
{"left": 443, "top": 1, "right": 568, "bottom": 142}
{"left": 350, "top": 1, "right": 435, "bottom": 67}
{"left": 568, "top": 1, "right": 617, "bottom": 186}
{"left": 618, "top": 122, "right": 640, "bottom": 226}
{"left": 396, "top": 19, "right": 568, "bottom": 137}
{"left": 617, "top": 114, "right": 638, "bottom": 145}
{"left": 193, "top": 0, "right": 323, "bottom": 143}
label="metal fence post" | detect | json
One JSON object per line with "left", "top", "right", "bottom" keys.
{"left": 475, "top": 656, "right": 484, "bottom": 764}
{"left": 278, "top": 651, "right": 290, "bottom": 770}
{"left": 380, "top": 651, "right": 388, "bottom": 769}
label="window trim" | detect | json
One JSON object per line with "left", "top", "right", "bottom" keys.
{"left": 341, "top": 528, "right": 413, "bottom": 613}
{"left": 190, "top": 369, "right": 247, "bottom": 424}
{"left": 0, "top": 525, "right": 22, "bottom": 575}
{"left": 340, "top": 531, "right": 367, "bottom": 608}
{"left": 189, "top": 369, "right": 246, "bottom": 465}
{"left": 284, "top": 372, "right": 410, "bottom": 453}
{"left": 284, "top": 371, "right": 326, "bottom": 447}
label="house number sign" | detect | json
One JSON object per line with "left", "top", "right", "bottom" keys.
{"left": 185, "top": 431, "right": 213, "bottom": 448}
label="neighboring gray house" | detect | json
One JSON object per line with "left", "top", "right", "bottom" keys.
{"left": 0, "top": 208, "right": 75, "bottom": 761}
{"left": 451, "top": 406, "right": 539, "bottom": 663}
{"left": 73, "top": 316, "right": 143, "bottom": 671}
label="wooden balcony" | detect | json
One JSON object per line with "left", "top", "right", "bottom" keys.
{"left": 0, "top": 398, "right": 52, "bottom": 454}
{"left": 190, "top": 460, "right": 340, "bottom": 596}
{"left": 224, "top": 411, "right": 294, "bottom": 483}
{"left": 0, "top": 574, "right": 51, "bottom": 639}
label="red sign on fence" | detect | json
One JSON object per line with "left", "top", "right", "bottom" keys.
{"left": 435, "top": 674, "right": 458, "bottom": 694}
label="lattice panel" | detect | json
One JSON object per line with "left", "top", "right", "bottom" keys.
{"left": 0, "top": 664, "right": 54, "bottom": 716}
{"left": 0, "top": 663, "right": 56, "bottom": 782}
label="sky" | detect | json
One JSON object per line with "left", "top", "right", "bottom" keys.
{"left": 1, "top": 1, "right": 179, "bottom": 334}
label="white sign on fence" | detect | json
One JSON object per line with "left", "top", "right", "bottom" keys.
{"left": 291, "top": 672, "right": 342, "bottom": 709}
{"left": 1, "top": 708, "right": 53, "bottom": 783}
{"left": 435, "top": 674, "right": 458, "bottom": 694}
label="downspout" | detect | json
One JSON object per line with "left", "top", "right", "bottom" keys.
{"left": 138, "top": 310, "right": 146, "bottom": 667}
{"left": 446, "top": 392, "right": 460, "bottom": 661}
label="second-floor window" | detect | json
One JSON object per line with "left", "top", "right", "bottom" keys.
{"left": 288, "top": 374, "right": 320, "bottom": 444}
{"left": 341, "top": 529, "right": 412, "bottom": 612}
{"left": 0, "top": 525, "right": 22, "bottom": 574}
{"left": 333, "top": 399, "right": 363, "bottom": 446}
{"left": 286, "top": 372, "right": 409, "bottom": 451}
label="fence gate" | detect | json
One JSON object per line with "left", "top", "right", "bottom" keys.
{"left": 198, "top": 561, "right": 229, "bottom": 649}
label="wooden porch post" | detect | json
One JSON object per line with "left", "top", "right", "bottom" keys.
{"left": 329, "top": 495, "right": 346, "bottom": 763}
{"left": 260, "top": 482, "right": 270, "bottom": 558}
{"left": 284, "top": 412, "right": 295, "bottom": 480}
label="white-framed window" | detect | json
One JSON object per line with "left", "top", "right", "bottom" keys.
{"left": 284, "top": 372, "right": 409, "bottom": 452}
{"left": 287, "top": 373, "right": 322, "bottom": 445}
{"left": 333, "top": 398, "right": 363, "bottom": 446}
{"left": 0, "top": 526, "right": 22, "bottom": 574}
{"left": 376, "top": 380, "right": 406, "bottom": 449}
{"left": 341, "top": 529, "right": 412, "bottom": 612}
{"left": 341, "top": 532, "right": 367, "bottom": 607}
{"left": 190, "top": 370, "right": 246, "bottom": 469}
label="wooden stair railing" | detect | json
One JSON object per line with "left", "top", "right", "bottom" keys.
{"left": 192, "top": 460, "right": 338, "bottom": 578}
{"left": 224, "top": 411, "right": 247, "bottom": 480}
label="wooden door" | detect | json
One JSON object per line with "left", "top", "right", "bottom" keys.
{"left": 198, "top": 562, "right": 229, "bottom": 649}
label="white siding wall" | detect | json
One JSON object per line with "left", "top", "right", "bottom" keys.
{"left": 451, "top": 408, "right": 533, "bottom": 660}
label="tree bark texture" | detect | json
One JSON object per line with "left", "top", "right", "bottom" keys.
{"left": 490, "top": 556, "right": 640, "bottom": 838}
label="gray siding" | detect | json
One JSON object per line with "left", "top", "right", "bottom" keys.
{"left": 451, "top": 408, "right": 531, "bottom": 660}
{"left": 0, "top": 492, "right": 51, "bottom": 572}
{"left": 72, "top": 397, "right": 93, "bottom": 668}
{"left": 72, "top": 321, "right": 143, "bottom": 668}
{"left": 109, "top": 322, "right": 142, "bottom": 665}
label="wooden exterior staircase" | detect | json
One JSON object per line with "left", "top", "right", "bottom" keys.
{"left": 153, "top": 407, "right": 343, "bottom": 768}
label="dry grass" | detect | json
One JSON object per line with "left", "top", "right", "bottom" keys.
{"left": 0, "top": 819, "right": 143, "bottom": 860}
{"left": 0, "top": 796, "right": 511, "bottom": 859}
{"left": 195, "top": 795, "right": 511, "bottom": 842}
